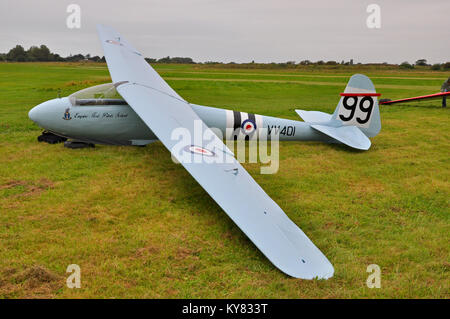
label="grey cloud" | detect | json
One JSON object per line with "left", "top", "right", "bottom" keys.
{"left": 0, "top": 0, "right": 448, "bottom": 63}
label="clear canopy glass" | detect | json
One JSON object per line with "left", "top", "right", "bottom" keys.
{"left": 69, "top": 83, "right": 128, "bottom": 106}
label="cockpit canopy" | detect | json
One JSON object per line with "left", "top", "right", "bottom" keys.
{"left": 69, "top": 83, "right": 128, "bottom": 106}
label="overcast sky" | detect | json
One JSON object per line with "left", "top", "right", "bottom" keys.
{"left": 1, "top": 0, "right": 449, "bottom": 64}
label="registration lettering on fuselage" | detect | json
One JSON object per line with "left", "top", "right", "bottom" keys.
{"left": 267, "top": 125, "right": 296, "bottom": 136}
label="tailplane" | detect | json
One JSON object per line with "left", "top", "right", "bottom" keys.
{"left": 296, "top": 74, "right": 381, "bottom": 150}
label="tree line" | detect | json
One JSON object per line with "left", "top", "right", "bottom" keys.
{"left": 1, "top": 44, "right": 449, "bottom": 70}
{"left": 0, "top": 44, "right": 103, "bottom": 62}
{"left": 400, "top": 59, "right": 450, "bottom": 71}
{"left": 0, "top": 45, "right": 195, "bottom": 64}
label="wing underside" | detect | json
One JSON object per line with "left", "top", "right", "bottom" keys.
{"left": 97, "top": 24, "right": 334, "bottom": 279}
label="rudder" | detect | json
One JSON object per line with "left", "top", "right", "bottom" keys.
{"left": 331, "top": 74, "right": 381, "bottom": 138}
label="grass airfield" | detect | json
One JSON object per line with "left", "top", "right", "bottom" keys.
{"left": 0, "top": 62, "right": 448, "bottom": 298}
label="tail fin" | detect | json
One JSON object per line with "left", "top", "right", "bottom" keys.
{"left": 295, "top": 74, "right": 381, "bottom": 150}
{"left": 331, "top": 74, "right": 381, "bottom": 138}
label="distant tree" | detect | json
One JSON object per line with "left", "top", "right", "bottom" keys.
{"left": 316, "top": 60, "right": 324, "bottom": 65}
{"left": 326, "top": 61, "right": 337, "bottom": 65}
{"left": 299, "top": 60, "right": 311, "bottom": 65}
{"left": 349, "top": 59, "right": 354, "bottom": 65}
{"left": 26, "top": 45, "right": 51, "bottom": 61}
{"left": 399, "top": 61, "right": 414, "bottom": 69}
{"left": 431, "top": 63, "right": 441, "bottom": 70}
{"left": 415, "top": 59, "right": 428, "bottom": 66}
{"left": 157, "top": 56, "right": 171, "bottom": 63}
{"left": 39, "top": 45, "right": 51, "bottom": 61}
{"left": 340, "top": 60, "right": 345, "bottom": 65}
{"left": 26, "top": 46, "right": 39, "bottom": 61}
{"left": 155, "top": 56, "right": 195, "bottom": 64}
{"left": 52, "top": 53, "right": 65, "bottom": 62}
{"left": 145, "top": 58, "right": 157, "bottom": 63}
{"left": 170, "top": 57, "right": 194, "bottom": 64}
{"left": 89, "top": 55, "right": 102, "bottom": 62}
{"left": 0, "top": 53, "right": 5, "bottom": 61}
{"left": 65, "top": 53, "right": 85, "bottom": 62}
{"left": 442, "top": 62, "right": 450, "bottom": 70}
{"left": 286, "top": 61, "right": 295, "bottom": 65}
{"left": 6, "top": 45, "right": 27, "bottom": 61}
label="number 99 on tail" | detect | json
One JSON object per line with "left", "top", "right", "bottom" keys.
{"left": 337, "top": 93, "right": 380, "bottom": 128}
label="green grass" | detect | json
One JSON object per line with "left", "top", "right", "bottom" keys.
{"left": 0, "top": 62, "right": 448, "bottom": 298}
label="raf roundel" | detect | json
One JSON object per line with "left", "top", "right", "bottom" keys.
{"left": 184, "top": 145, "right": 216, "bottom": 157}
{"left": 241, "top": 119, "right": 257, "bottom": 135}
{"left": 106, "top": 39, "right": 123, "bottom": 46}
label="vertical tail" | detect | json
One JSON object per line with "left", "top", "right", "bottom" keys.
{"left": 331, "top": 74, "right": 381, "bottom": 138}
{"left": 295, "top": 74, "right": 381, "bottom": 150}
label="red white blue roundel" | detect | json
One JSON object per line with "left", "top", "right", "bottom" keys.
{"left": 241, "top": 119, "right": 257, "bottom": 135}
{"left": 184, "top": 145, "right": 216, "bottom": 157}
{"left": 106, "top": 39, "right": 123, "bottom": 46}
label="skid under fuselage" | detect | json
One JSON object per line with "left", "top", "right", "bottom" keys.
{"left": 31, "top": 97, "right": 332, "bottom": 146}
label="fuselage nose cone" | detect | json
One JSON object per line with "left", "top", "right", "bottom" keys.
{"left": 28, "top": 97, "right": 72, "bottom": 131}
{"left": 28, "top": 98, "right": 68, "bottom": 127}
{"left": 28, "top": 105, "right": 39, "bottom": 123}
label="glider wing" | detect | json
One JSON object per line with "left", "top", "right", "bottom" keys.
{"left": 97, "top": 24, "right": 334, "bottom": 279}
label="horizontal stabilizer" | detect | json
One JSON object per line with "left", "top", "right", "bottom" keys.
{"left": 311, "top": 124, "right": 371, "bottom": 150}
{"left": 295, "top": 110, "right": 332, "bottom": 123}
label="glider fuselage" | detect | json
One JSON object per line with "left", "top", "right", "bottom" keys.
{"left": 29, "top": 97, "right": 330, "bottom": 146}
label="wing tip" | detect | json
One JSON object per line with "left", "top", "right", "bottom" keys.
{"left": 284, "top": 260, "right": 334, "bottom": 280}
{"left": 270, "top": 248, "right": 335, "bottom": 280}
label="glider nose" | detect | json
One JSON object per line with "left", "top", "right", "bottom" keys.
{"left": 29, "top": 98, "right": 69, "bottom": 127}
{"left": 29, "top": 100, "right": 53, "bottom": 125}
{"left": 28, "top": 104, "right": 41, "bottom": 123}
